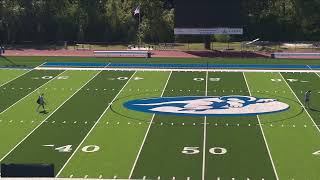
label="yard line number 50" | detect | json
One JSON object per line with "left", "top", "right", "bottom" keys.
{"left": 182, "top": 147, "right": 227, "bottom": 155}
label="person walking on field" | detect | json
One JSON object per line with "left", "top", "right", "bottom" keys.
{"left": 304, "top": 90, "right": 312, "bottom": 109}
{"left": 37, "top": 93, "right": 47, "bottom": 113}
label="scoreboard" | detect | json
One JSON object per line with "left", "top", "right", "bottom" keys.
{"left": 174, "top": 0, "right": 244, "bottom": 35}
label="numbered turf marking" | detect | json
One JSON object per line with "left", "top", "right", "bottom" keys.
{"left": 312, "top": 150, "right": 320, "bottom": 156}
{"left": 182, "top": 147, "right": 227, "bottom": 155}
{"left": 55, "top": 145, "right": 73, "bottom": 153}
{"left": 44, "top": 145, "right": 101, "bottom": 153}
{"left": 271, "top": 78, "right": 309, "bottom": 83}
{"left": 182, "top": 147, "right": 200, "bottom": 155}
{"left": 193, "top": 77, "right": 221, "bottom": 82}
{"left": 108, "top": 77, "right": 144, "bottom": 81}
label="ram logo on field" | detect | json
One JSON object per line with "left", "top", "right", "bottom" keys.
{"left": 124, "top": 96, "right": 290, "bottom": 116}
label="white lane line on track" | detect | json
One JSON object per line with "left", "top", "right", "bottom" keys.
{"left": 243, "top": 72, "right": 279, "bottom": 180}
{"left": 202, "top": 71, "right": 208, "bottom": 180}
{"left": 0, "top": 70, "right": 102, "bottom": 162}
{"left": 279, "top": 73, "right": 320, "bottom": 134}
{"left": 0, "top": 70, "right": 66, "bottom": 115}
{"left": 128, "top": 71, "right": 172, "bottom": 179}
{"left": 56, "top": 71, "right": 137, "bottom": 177}
{"left": 0, "top": 69, "right": 32, "bottom": 88}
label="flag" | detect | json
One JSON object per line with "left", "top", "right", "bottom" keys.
{"left": 134, "top": 6, "right": 140, "bottom": 16}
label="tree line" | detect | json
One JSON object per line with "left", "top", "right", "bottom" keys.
{"left": 0, "top": 0, "right": 319, "bottom": 44}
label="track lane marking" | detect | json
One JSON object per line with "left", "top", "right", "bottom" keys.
{"left": 128, "top": 71, "right": 172, "bottom": 179}
{"left": 0, "top": 70, "right": 102, "bottom": 162}
{"left": 243, "top": 72, "right": 279, "bottom": 180}
{"left": 57, "top": 71, "right": 137, "bottom": 177}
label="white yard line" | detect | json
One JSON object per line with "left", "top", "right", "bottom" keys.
{"left": 35, "top": 67, "right": 320, "bottom": 73}
{"left": 308, "top": 65, "right": 320, "bottom": 79}
{"left": 242, "top": 72, "right": 279, "bottom": 180}
{"left": 202, "top": 71, "right": 208, "bottom": 180}
{"left": 128, "top": 71, "right": 172, "bottom": 179}
{"left": 0, "top": 70, "right": 66, "bottom": 115}
{"left": 36, "top": 62, "right": 47, "bottom": 68}
{"left": 0, "top": 70, "right": 102, "bottom": 162}
{"left": 306, "top": 65, "right": 313, "bottom": 70}
{"left": 57, "top": 71, "right": 138, "bottom": 177}
{"left": 279, "top": 73, "right": 320, "bottom": 134}
{"left": 0, "top": 69, "right": 32, "bottom": 88}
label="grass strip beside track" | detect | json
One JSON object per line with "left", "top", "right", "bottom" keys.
{"left": 0, "top": 70, "right": 98, "bottom": 162}
{"left": 59, "top": 71, "right": 171, "bottom": 179}
{"left": 131, "top": 72, "right": 206, "bottom": 180}
{"left": 0, "top": 70, "right": 63, "bottom": 113}
{"left": 0, "top": 69, "right": 30, "bottom": 87}
{"left": 1, "top": 71, "right": 134, "bottom": 175}
{"left": 246, "top": 72, "right": 320, "bottom": 179}
{"left": 204, "top": 72, "right": 277, "bottom": 180}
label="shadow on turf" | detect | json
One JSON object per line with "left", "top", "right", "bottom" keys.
{"left": 0, "top": 56, "right": 27, "bottom": 68}
{"left": 310, "top": 108, "right": 320, "bottom": 112}
{"left": 39, "top": 110, "right": 49, "bottom": 115}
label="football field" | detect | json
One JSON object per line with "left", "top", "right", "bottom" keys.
{"left": 1, "top": 66, "right": 320, "bottom": 180}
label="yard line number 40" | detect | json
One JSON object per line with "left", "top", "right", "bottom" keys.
{"left": 46, "top": 145, "right": 100, "bottom": 153}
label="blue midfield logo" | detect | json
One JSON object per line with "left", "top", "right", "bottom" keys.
{"left": 124, "top": 96, "right": 290, "bottom": 116}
